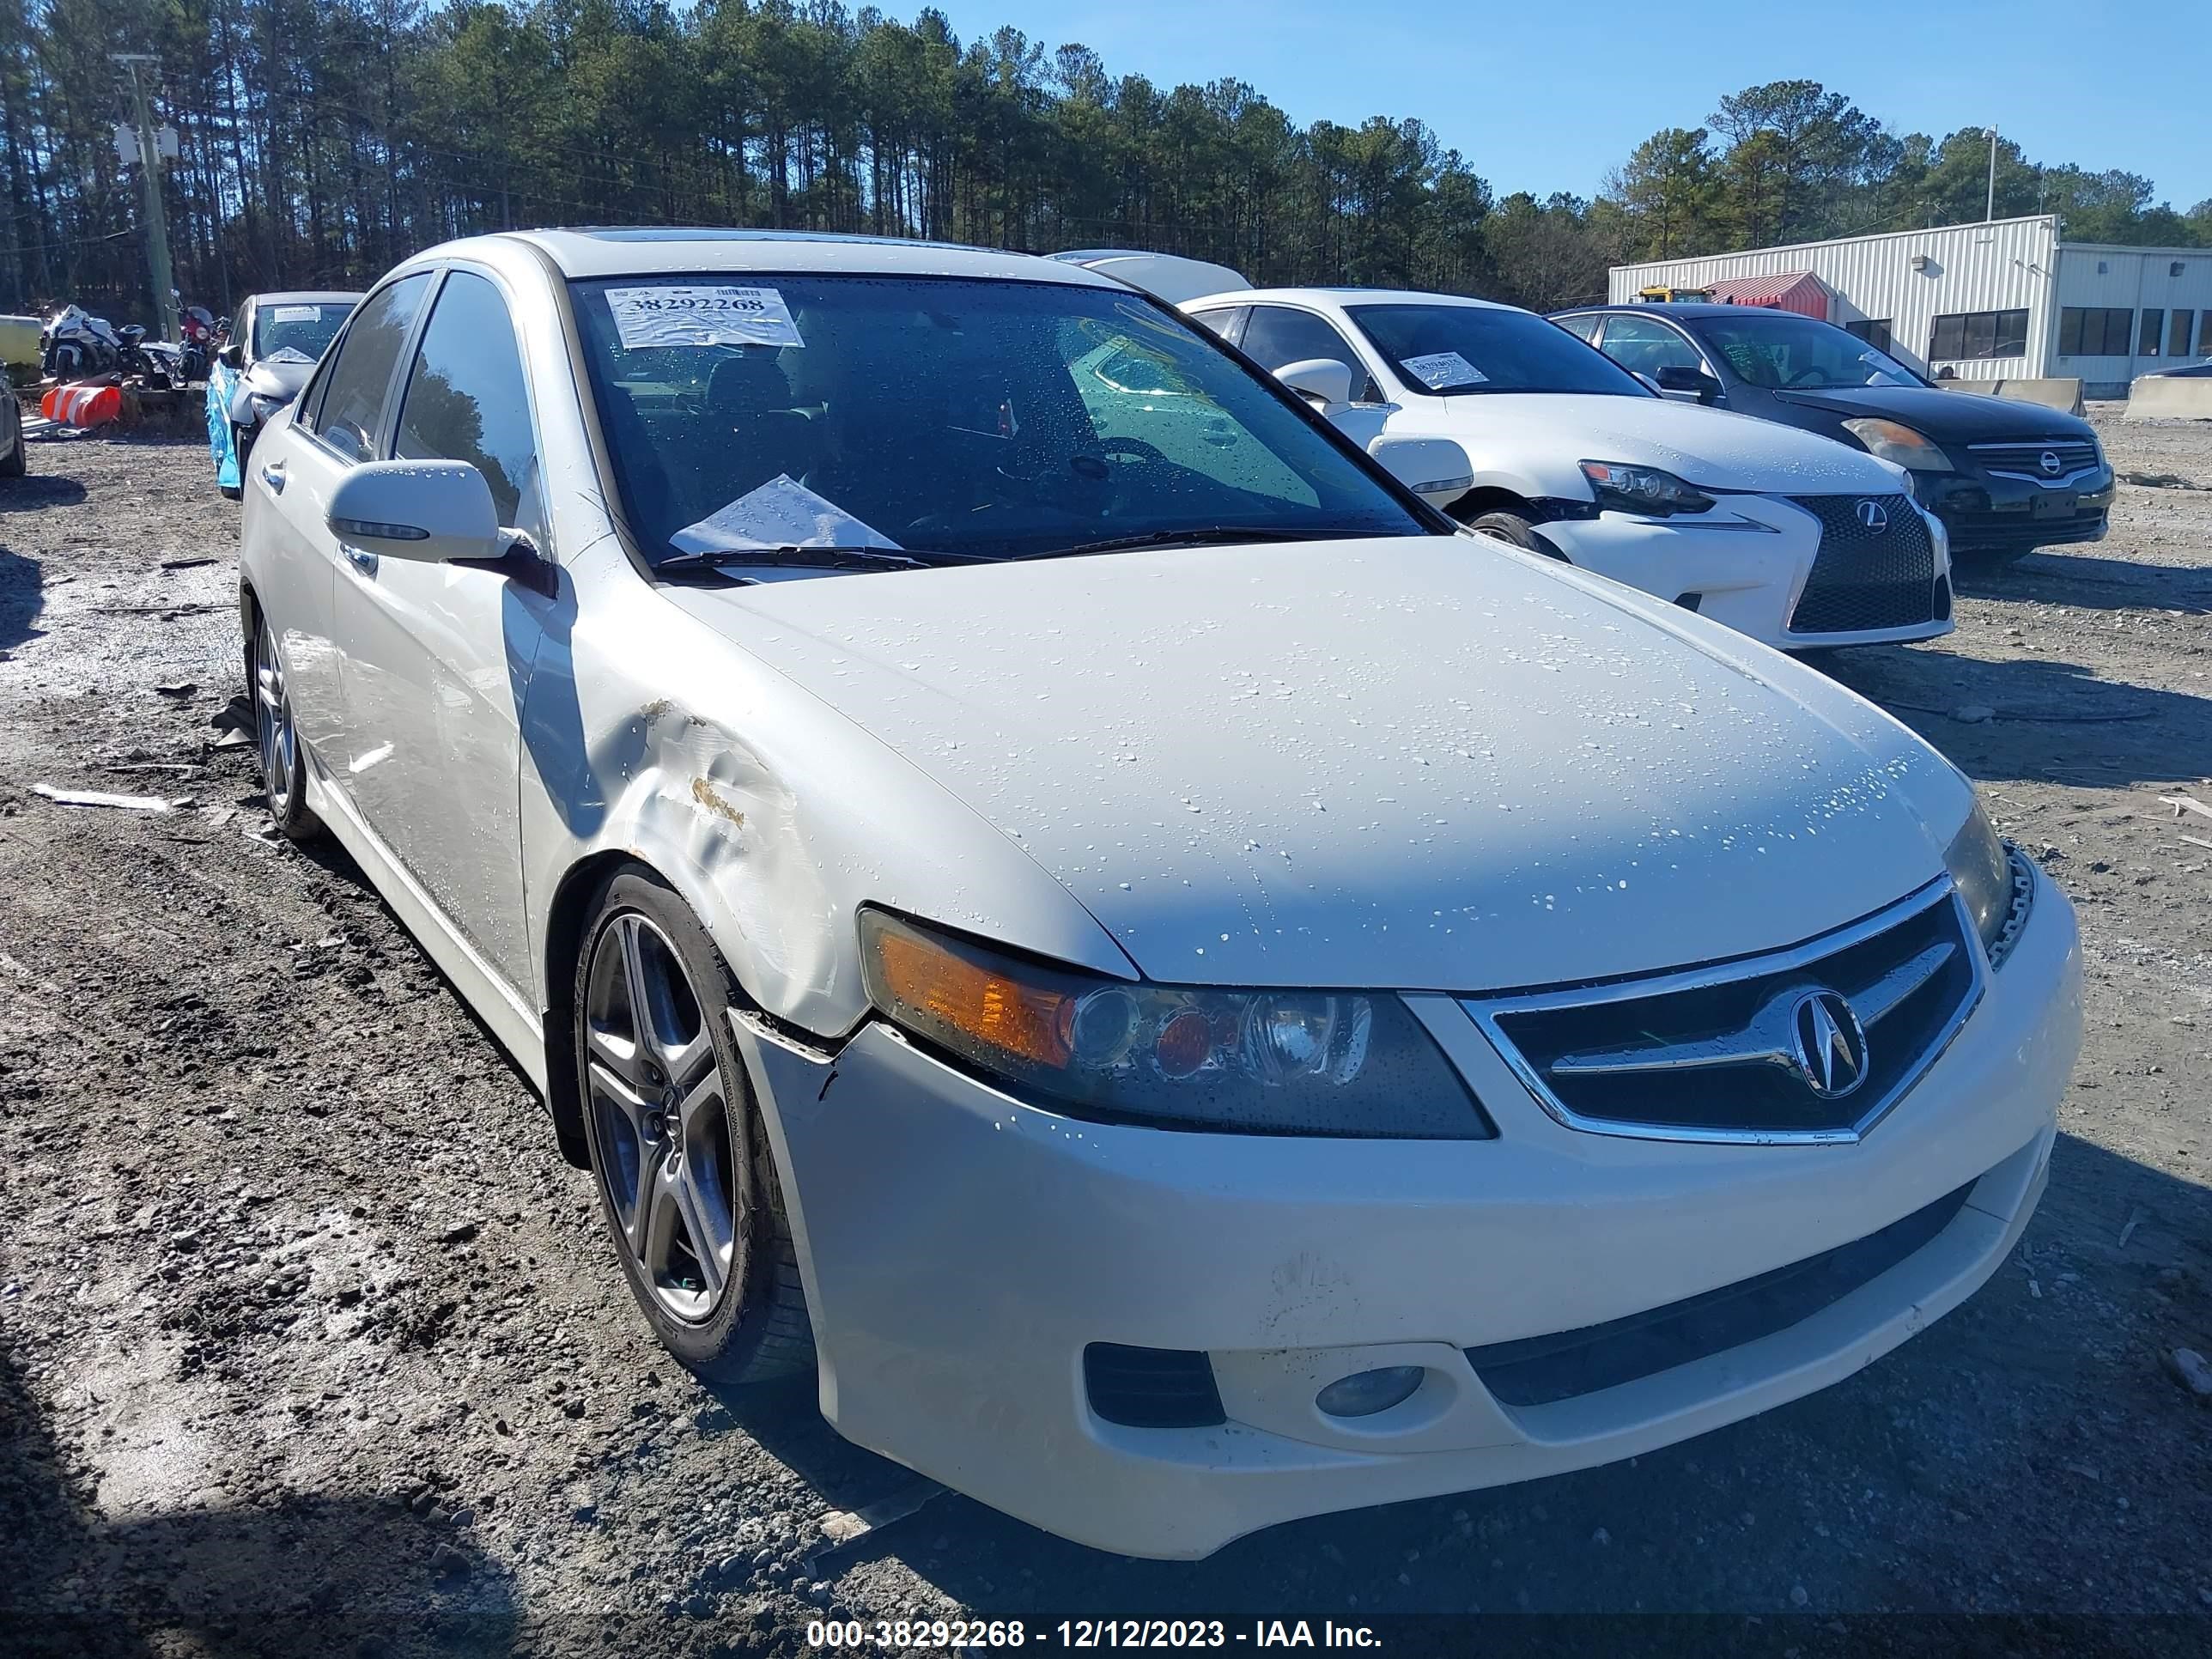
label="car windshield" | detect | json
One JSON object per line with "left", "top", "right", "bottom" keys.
{"left": 252, "top": 301, "right": 349, "bottom": 364}
{"left": 565, "top": 273, "right": 1430, "bottom": 565}
{"left": 1685, "top": 312, "right": 1927, "bottom": 390}
{"left": 1346, "top": 303, "right": 1652, "bottom": 398}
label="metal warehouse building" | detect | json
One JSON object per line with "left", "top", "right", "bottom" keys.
{"left": 1609, "top": 215, "right": 2212, "bottom": 397}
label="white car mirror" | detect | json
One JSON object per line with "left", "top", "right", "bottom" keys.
{"left": 327, "top": 459, "right": 501, "bottom": 565}
{"left": 1275, "top": 357, "right": 1355, "bottom": 407}
{"left": 1368, "top": 435, "right": 1474, "bottom": 503}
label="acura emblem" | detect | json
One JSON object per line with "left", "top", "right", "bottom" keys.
{"left": 1854, "top": 499, "right": 1888, "bottom": 532}
{"left": 1790, "top": 990, "right": 1869, "bottom": 1099}
{"left": 2039, "top": 450, "right": 2063, "bottom": 476}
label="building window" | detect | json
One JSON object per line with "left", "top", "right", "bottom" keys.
{"left": 2203, "top": 311, "right": 2212, "bottom": 357}
{"left": 2139, "top": 310, "right": 2164, "bottom": 356}
{"left": 1929, "top": 308, "right": 2028, "bottom": 362}
{"left": 1844, "top": 318, "right": 1894, "bottom": 354}
{"left": 2172, "top": 310, "right": 2196, "bottom": 358}
{"left": 2057, "top": 307, "right": 2136, "bottom": 356}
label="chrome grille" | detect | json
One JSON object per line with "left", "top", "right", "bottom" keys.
{"left": 1464, "top": 879, "right": 1984, "bottom": 1144}
{"left": 1966, "top": 438, "right": 2100, "bottom": 479}
{"left": 1786, "top": 495, "right": 1940, "bottom": 635}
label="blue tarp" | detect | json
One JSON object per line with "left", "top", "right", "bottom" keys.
{"left": 206, "top": 359, "right": 239, "bottom": 490}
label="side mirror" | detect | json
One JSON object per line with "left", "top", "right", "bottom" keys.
{"left": 327, "top": 460, "right": 501, "bottom": 565}
{"left": 1275, "top": 357, "right": 1355, "bottom": 407}
{"left": 219, "top": 343, "right": 243, "bottom": 369}
{"left": 1655, "top": 363, "right": 1721, "bottom": 404}
{"left": 1367, "top": 435, "right": 1474, "bottom": 505}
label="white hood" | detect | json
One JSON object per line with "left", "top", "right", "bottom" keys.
{"left": 669, "top": 538, "right": 1962, "bottom": 993}
{"left": 1426, "top": 392, "right": 1907, "bottom": 496}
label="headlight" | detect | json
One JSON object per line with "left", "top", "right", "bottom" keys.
{"left": 857, "top": 909, "right": 1492, "bottom": 1138}
{"left": 1943, "top": 799, "right": 2014, "bottom": 958}
{"left": 1842, "top": 418, "right": 1953, "bottom": 472}
{"left": 1578, "top": 460, "right": 1715, "bottom": 517}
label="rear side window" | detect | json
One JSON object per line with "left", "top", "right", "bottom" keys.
{"left": 1188, "top": 305, "right": 1249, "bottom": 345}
{"left": 394, "top": 270, "right": 540, "bottom": 528}
{"left": 1553, "top": 313, "right": 1601, "bottom": 342}
{"left": 311, "top": 274, "right": 432, "bottom": 462}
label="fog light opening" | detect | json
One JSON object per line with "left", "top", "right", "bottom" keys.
{"left": 1316, "top": 1364, "right": 1426, "bottom": 1419}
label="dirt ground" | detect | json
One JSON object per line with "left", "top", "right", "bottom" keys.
{"left": 1, "top": 408, "right": 2208, "bottom": 1659}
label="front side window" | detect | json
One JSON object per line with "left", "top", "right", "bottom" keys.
{"left": 253, "top": 301, "right": 350, "bottom": 366}
{"left": 1239, "top": 307, "right": 1382, "bottom": 401}
{"left": 1594, "top": 313, "right": 1704, "bottom": 379}
{"left": 394, "top": 270, "right": 540, "bottom": 529}
{"left": 1551, "top": 313, "right": 1601, "bottom": 342}
{"left": 1350, "top": 303, "right": 1652, "bottom": 398}
{"left": 565, "top": 274, "right": 1428, "bottom": 566}
{"left": 1687, "top": 311, "right": 1924, "bottom": 388}
{"left": 312, "top": 274, "right": 433, "bottom": 462}
{"left": 1929, "top": 308, "right": 2028, "bottom": 362}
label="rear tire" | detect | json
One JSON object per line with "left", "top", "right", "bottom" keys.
{"left": 252, "top": 612, "right": 320, "bottom": 842}
{"left": 574, "top": 868, "right": 814, "bottom": 1385}
{"left": 1462, "top": 508, "right": 1569, "bottom": 561}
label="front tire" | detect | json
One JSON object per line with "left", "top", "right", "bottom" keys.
{"left": 574, "top": 869, "right": 813, "bottom": 1384}
{"left": 0, "top": 434, "right": 23, "bottom": 478}
{"left": 1462, "top": 508, "right": 1569, "bottom": 561}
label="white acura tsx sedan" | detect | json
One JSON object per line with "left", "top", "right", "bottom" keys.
{"left": 237, "top": 228, "right": 2079, "bottom": 1559}
{"left": 1182, "top": 286, "right": 1957, "bottom": 652}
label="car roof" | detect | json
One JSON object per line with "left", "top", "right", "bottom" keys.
{"left": 1560, "top": 303, "right": 1831, "bottom": 321}
{"left": 1184, "top": 286, "right": 1516, "bottom": 313}
{"left": 408, "top": 228, "right": 1126, "bottom": 289}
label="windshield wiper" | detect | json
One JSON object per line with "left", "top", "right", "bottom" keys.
{"left": 1018, "top": 526, "right": 1370, "bottom": 562}
{"left": 654, "top": 544, "right": 993, "bottom": 576}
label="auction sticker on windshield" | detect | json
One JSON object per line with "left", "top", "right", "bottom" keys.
{"left": 606, "top": 285, "right": 805, "bottom": 349}
{"left": 1399, "top": 350, "right": 1486, "bottom": 390}
{"left": 271, "top": 305, "right": 321, "bottom": 322}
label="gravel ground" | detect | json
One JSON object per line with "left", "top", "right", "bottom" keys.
{"left": 1, "top": 410, "right": 2209, "bottom": 1658}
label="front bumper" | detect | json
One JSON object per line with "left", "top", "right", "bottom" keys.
{"left": 1923, "top": 466, "right": 2113, "bottom": 554}
{"left": 1540, "top": 494, "right": 1954, "bottom": 650}
{"left": 732, "top": 866, "right": 2079, "bottom": 1559}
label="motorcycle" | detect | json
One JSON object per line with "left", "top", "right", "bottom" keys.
{"left": 126, "top": 327, "right": 185, "bottom": 390}
{"left": 179, "top": 306, "right": 217, "bottom": 383}
{"left": 40, "top": 305, "right": 123, "bottom": 383}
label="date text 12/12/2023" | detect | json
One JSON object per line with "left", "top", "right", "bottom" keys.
{"left": 805, "top": 1620, "right": 1384, "bottom": 1649}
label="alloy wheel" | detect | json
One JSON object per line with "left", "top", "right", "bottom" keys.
{"left": 582, "top": 912, "right": 744, "bottom": 1324}
{"left": 253, "top": 617, "right": 297, "bottom": 817}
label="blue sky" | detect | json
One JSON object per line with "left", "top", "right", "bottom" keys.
{"left": 944, "top": 0, "right": 2210, "bottom": 214}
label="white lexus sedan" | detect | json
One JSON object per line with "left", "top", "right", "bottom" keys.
{"left": 238, "top": 228, "right": 2078, "bottom": 1559}
{"left": 1184, "top": 287, "right": 1956, "bottom": 651}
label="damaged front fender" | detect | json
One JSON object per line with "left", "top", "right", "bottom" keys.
{"left": 517, "top": 545, "right": 1134, "bottom": 1044}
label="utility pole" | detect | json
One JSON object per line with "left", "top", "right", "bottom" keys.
{"left": 112, "top": 53, "right": 179, "bottom": 342}
{"left": 1984, "top": 125, "right": 1999, "bottom": 222}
